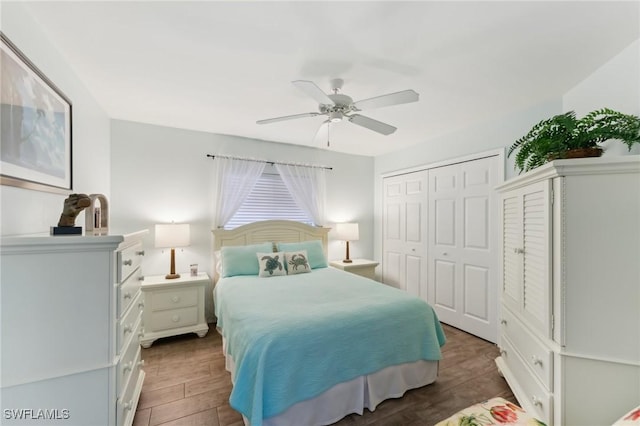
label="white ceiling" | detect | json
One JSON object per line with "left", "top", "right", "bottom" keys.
{"left": 22, "top": 1, "right": 640, "bottom": 157}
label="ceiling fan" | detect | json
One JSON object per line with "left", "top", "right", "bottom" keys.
{"left": 256, "top": 79, "right": 419, "bottom": 144}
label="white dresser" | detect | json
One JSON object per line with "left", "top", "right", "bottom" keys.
{"left": 495, "top": 157, "right": 640, "bottom": 426}
{"left": 0, "top": 230, "right": 147, "bottom": 426}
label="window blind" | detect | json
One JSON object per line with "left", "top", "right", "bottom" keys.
{"left": 225, "top": 172, "right": 313, "bottom": 229}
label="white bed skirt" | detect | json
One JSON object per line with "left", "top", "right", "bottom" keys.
{"left": 221, "top": 335, "right": 439, "bottom": 426}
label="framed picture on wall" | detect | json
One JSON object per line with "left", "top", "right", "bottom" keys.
{"left": 0, "top": 32, "right": 72, "bottom": 194}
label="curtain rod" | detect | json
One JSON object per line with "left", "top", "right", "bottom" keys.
{"left": 206, "top": 154, "right": 332, "bottom": 170}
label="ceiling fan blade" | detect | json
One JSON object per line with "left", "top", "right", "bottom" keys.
{"left": 257, "top": 112, "right": 321, "bottom": 125}
{"left": 348, "top": 114, "right": 397, "bottom": 135}
{"left": 352, "top": 89, "right": 419, "bottom": 111}
{"left": 292, "top": 80, "right": 335, "bottom": 105}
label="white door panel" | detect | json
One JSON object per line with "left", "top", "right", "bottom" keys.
{"left": 382, "top": 171, "right": 428, "bottom": 298}
{"left": 406, "top": 255, "right": 422, "bottom": 297}
{"left": 384, "top": 251, "right": 402, "bottom": 289}
{"left": 428, "top": 156, "right": 499, "bottom": 342}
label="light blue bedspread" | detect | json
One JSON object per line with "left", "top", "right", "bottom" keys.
{"left": 214, "top": 267, "right": 446, "bottom": 425}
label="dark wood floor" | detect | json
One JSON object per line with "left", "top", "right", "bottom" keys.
{"left": 133, "top": 323, "right": 515, "bottom": 426}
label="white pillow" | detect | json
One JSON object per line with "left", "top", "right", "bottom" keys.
{"left": 284, "top": 250, "right": 311, "bottom": 275}
{"left": 257, "top": 252, "right": 286, "bottom": 277}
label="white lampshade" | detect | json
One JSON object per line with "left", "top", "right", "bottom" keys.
{"left": 335, "top": 222, "right": 359, "bottom": 242}
{"left": 155, "top": 223, "right": 190, "bottom": 248}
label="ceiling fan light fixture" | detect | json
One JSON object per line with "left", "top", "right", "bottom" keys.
{"left": 329, "top": 111, "right": 343, "bottom": 122}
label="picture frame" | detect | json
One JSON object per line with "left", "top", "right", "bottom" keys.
{"left": 1, "top": 32, "right": 72, "bottom": 194}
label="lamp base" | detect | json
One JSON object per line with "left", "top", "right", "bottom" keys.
{"left": 342, "top": 259, "right": 353, "bottom": 263}
{"left": 165, "top": 273, "right": 181, "bottom": 280}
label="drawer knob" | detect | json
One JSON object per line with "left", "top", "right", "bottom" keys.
{"left": 500, "top": 319, "right": 507, "bottom": 325}
{"left": 532, "top": 396, "right": 543, "bottom": 408}
{"left": 124, "top": 292, "right": 132, "bottom": 300}
{"left": 138, "top": 301, "right": 145, "bottom": 309}
{"left": 513, "top": 248, "right": 524, "bottom": 254}
{"left": 137, "top": 360, "right": 145, "bottom": 368}
{"left": 171, "top": 296, "right": 180, "bottom": 303}
{"left": 124, "top": 324, "right": 133, "bottom": 334}
{"left": 136, "top": 250, "right": 145, "bottom": 256}
{"left": 138, "top": 275, "right": 145, "bottom": 281}
{"left": 532, "top": 356, "right": 543, "bottom": 367}
{"left": 172, "top": 315, "right": 180, "bottom": 323}
{"left": 123, "top": 361, "right": 133, "bottom": 373}
{"left": 499, "top": 348, "right": 507, "bottom": 357}
{"left": 123, "top": 401, "right": 133, "bottom": 411}
{"left": 123, "top": 259, "right": 133, "bottom": 266}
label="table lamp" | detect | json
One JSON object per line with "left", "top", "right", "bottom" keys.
{"left": 335, "top": 222, "right": 359, "bottom": 263}
{"left": 155, "top": 223, "right": 190, "bottom": 279}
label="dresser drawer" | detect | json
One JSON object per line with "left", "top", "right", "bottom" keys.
{"left": 150, "top": 288, "right": 197, "bottom": 311}
{"left": 118, "top": 268, "right": 143, "bottom": 319}
{"left": 501, "top": 335, "right": 552, "bottom": 424}
{"left": 149, "top": 306, "right": 198, "bottom": 332}
{"left": 117, "top": 318, "right": 143, "bottom": 397}
{"left": 501, "top": 308, "right": 553, "bottom": 390}
{"left": 117, "top": 242, "right": 144, "bottom": 283}
{"left": 117, "top": 346, "right": 143, "bottom": 426}
{"left": 117, "top": 291, "right": 144, "bottom": 354}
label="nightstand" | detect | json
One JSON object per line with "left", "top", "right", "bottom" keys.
{"left": 330, "top": 259, "right": 379, "bottom": 280}
{"left": 140, "top": 272, "right": 210, "bottom": 348}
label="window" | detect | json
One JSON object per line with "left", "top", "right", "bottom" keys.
{"left": 225, "top": 171, "right": 313, "bottom": 229}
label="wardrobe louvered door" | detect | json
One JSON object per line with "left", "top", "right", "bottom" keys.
{"left": 502, "top": 193, "right": 522, "bottom": 314}
{"left": 501, "top": 180, "right": 552, "bottom": 339}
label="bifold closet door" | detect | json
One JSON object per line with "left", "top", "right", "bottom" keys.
{"left": 382, "top": 170, "right": 428, "bottom": 298}
{"left": 427, "top": 156, "right": 499, "bottom": 342}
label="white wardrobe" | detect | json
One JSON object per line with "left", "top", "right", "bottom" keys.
{"left": 495, "top": 156, "right": 640, "bottom": 426}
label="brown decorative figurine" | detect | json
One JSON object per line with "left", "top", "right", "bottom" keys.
{"left": 52, "top": 193, "right": 92, "bottom": 235}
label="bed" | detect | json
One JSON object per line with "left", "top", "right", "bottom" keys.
{"left": 212, "top": 220, "right": 446, "bottom": 426}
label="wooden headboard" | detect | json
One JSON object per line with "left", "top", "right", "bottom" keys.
{"left": 212, "top": 220, "right": 330, "bottom": 257}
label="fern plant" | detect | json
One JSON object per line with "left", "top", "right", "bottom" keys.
{"left": 508, "top": 108, "right": 640, "bottom": 173}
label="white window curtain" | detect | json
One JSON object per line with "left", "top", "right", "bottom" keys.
{"left": 212, "top": 157, "right": 266, "bottom": 228}
{"left": 274, "top": 163, "right": 327, "bottom": 226}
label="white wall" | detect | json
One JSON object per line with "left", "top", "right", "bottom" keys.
{"left": 110, "top": 120, "right": 374, "bottom": 321}
{"left": 0, "top": 3, "right": 111, "bottom": 236}
{"left": 564, "top": 38, "right": 640, "bottom": 157}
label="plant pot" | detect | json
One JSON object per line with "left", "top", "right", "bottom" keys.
{"left": 549, "top": 147, "right": 603, "bottom": 161}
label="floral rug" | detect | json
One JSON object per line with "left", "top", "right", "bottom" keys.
{"left": 434, "top": 397, "right": 546, "bottom": 426}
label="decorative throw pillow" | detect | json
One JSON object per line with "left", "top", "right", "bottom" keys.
{"left": 284, "top": 250, "right": 311, "bottom": 275}
{"left": 221, "top": 242, "right": 274, "bottom": 277}
{"left": 277, "top": 240, "right": 328, "bottom": 269}
{"left": 257, "top": 252, "right": 286, "bottom": 277}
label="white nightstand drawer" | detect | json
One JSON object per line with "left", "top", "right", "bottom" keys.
{"left": 501, "top": 307, "right": 553, "bottom": 391}
{"left": 117, "top": 292, "right": 143, "bottom": 354}
{"left": 117, "top": 242, "right": 144, "bottom": 283}
{"left": 151, "top": 288, "right": 198, "bottom": 311}
{"left": 149, "top": 306, "right": 198, "bottom": 331}
{"left": 118, "top": 267, "right": 143, "bottom": 319}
